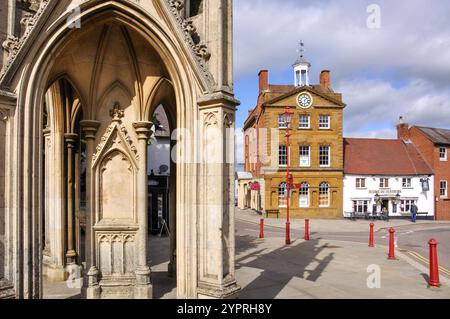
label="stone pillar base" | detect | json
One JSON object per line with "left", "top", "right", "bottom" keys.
{"left": 82, "top": 266, "right": 101, "bottom": 299}
{"left": 134, "top": 284, "right": 153, "bottom": 299}
{"left": 134, "top": 266, "right": 153, "bottom": 299}
{"left": 197, "top": 281, "right": 241, "bottom": 299}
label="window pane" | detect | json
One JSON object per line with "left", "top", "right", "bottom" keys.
{"left": 319, "top": 115, "right": 330, "bottom": 129}
{"left": 319, "top": 182, "right": 330, "bottom": 206}
{"left": 299, "top": 115, "right": 310, "bottom": 128}
{"left": 320, "top": 146, "right": 330, "bottom": 166}
{"left": 299, "top": 182, "right": 309, "bottom": 207}
{"left": 279, "top": 183, "right": 287, "bottom": 207}
{"left": 299, "top": 145, "right": 310, "bottom": 167}
{"left": 278, "top": 115, "right": 288, "bottom": 128}
{"left": 279, "top": 145, "right": 287, "bottom": 166}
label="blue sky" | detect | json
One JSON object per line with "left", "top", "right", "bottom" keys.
{"left": 232, "top": 0, "right": 450, "bottom": 162}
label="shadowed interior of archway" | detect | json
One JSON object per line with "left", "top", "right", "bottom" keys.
{"left": 40, "top": 15, "right": 179, "bottom": 299}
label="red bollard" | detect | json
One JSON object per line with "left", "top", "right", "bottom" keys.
{"left": 304, "top": 219, "right": 310, "bottom": 241}
{"left": 369, "top": 223, "right": 374, "bottom": 248}
{"left": 429, "top": 239, "right": 440, "bottom": 287}
{"left": 388, "top": 228, "right": 396, "bottom": 260}
{"left": 259, "top": 219, "right": 264, "bottom": 239}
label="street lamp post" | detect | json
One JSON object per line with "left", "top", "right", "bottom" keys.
{"left": 281, "top": 106, "right": 294, "bottom": 245}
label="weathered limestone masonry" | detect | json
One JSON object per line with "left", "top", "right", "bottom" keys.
{"left": 0, "top": 0, "right": 240, "bottom": 299}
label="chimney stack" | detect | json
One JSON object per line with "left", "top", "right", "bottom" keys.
{"left": 320, "top": 70, "right": 331, "bottom": 88}
{"left": 258, "top": 70, "right": 269, "bottom": 93}
{"left": 397, "top": 116, "right": 410, "bottom": 141}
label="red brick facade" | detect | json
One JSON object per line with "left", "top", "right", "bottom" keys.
{"left": 402, "top": 126, "right": 450, "bottom": 220}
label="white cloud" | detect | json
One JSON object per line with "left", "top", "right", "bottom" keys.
{"left": 234, "top": 0, "right": 450, "bottom": 85}
{"left": 234, "top": 0, "right": 450, "bottom": 138}
{"left": 339, "top": 77, "right": 450, "bottom": 135}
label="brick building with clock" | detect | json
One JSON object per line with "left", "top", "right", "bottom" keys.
{"left": 241, "top": 51, "right": 346, "bottom": 218}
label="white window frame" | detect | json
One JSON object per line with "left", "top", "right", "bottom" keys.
{"left": 400, "top": 199, "right": 416, "bottom": 213}
{"left": 440, "top": 147, "right": 448, "bottom": 161}
{"left": 278, "top": 114, "right": 288, "bottom": 129}
{"left": 353, "top": 200, "right": 369, "bottom": 213}
{"left": 299, "top": 182, "right": 310, "bottom": 208}
{"left": 319, "top": 145, "right": 331, "bottom": 167}
{"left": 356, "top": 178, "right": 366, "bottom": 189}
{"left": 380, "top": 178, "right": 389, "bottom": 188}
{"left": 299, "top": 145, "right": 311, "bottom": 167}
{"left": 319, "top": 115, "right": 330, "bottom": 129}
{"left": 440, "top": 180, "right": 448, "bottom": 198}
{"left": 402, "top": 178, "right": 412, "bottom": 188}
{"left": 299, "top": 115, "right": 310, "bottom": 129}
{"left": 279, "top": 145, "right": 288, "bottom": 167}
{"left": 279, "top": 182, "right": 288, "bottom": 208}
{"left": 319, "top": 182, "right": 330, "bottom": 207}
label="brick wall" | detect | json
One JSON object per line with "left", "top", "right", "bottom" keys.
{"left": 410, "top": 127, "right": 450, "bottom": 220}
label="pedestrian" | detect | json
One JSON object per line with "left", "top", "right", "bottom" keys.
{"left": 382, "top": 206, "right": 389, "bottom": 221}
{"left": 411, "top": 202, "right": 418, "bottom": 223}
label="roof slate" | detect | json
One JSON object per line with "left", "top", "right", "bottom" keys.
{"left": 414, "top": 126, "right": 450, "bottom": 146}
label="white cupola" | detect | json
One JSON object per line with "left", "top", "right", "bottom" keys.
{"left": 293, "top": 41, "right": 311, "bottom": 87}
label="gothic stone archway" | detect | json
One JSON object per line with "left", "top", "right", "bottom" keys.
{"left": 0, "top": 0, "right": 239, "bottom": 299}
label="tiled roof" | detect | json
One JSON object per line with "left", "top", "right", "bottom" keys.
{"left": 344, "top": 138, "right": 433, "bottom": 176}
{"left": 414, "top": 126, "right": 450, "bottom": 146}
{"left": 268, "top": 84, "right": 295, "bottom": 93}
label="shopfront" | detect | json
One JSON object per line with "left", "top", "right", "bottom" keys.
{"left": 343, "top": 175, "right": 435, "bottom": 219}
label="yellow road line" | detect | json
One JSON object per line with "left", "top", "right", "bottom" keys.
{"left": 407, "top": 251, "right": 450, "bottom": 276}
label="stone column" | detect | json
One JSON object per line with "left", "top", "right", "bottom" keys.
{"left": 42, "top": 128, "right": 51, "bottom": 258}
{"left": 196, "top": 92, "right": 240, "bottom": 299}
{"left": 64, "top": 133, "right": 78, "bottom": 265}
{"left": 132, "top": 121, "right": 153, "bottom": 299}
{"left": 80, "top": 120, "right": 100, "bottom": 299}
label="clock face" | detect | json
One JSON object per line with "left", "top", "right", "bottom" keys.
{"left": 297, "top": 93, "right": 313, "bottom": 108}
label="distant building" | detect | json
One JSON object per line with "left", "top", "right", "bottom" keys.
{"left": 241, "top": 46, "right": 345, "bottom": 219}
{"left": 343, "top": 138, "right": 434, "bottom": 219}
{"left": 398, "top": 120, "right": 450, "bottom": 220}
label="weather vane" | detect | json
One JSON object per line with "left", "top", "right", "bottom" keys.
{"left": 297, "top": 40, "right": 305, "bottom": 58}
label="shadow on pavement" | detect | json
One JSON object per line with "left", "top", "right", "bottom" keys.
{"left": 236, "top": 236, "right": 334, "bottom": 299}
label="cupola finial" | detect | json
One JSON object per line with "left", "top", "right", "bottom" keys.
{"left": 293, "top": 40, "right": 311, "bottom": 87}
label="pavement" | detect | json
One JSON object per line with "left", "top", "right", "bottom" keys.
{"left": 43, "top": 209, "right": 450, "bottom": 299}
{"left": 236, "top": 218, "right": 450, "bottom": 299}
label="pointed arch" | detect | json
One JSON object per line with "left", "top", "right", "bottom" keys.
{"left": 13, "top": 0, "right": 211, "bottom": 299}
{"left": 96, "top": 80, "right": 134, "bottom": 119}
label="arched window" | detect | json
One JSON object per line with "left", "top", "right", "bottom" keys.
{"left": 299, "top": 182, "right": 309, "bottom": 208}
{"left": 319, "top": 182, "right": 330, "bottom": 207}
{"left": 279, "top": 182, "right": 287, "bottom": 208}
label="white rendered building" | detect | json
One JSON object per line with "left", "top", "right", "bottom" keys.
{"left": 343, "top": 138, "right": 435, "bottom": 219}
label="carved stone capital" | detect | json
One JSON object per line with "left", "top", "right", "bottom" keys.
{"left": 133, "top": 121, "right": 153, "bottom": 140}
{"left": 80, "top": 120, "right": 101, "bottom": 140}
{"left": 197, "top": 92, "right": 240, "bottom": 111}
{"left": 64, "top": 133, "right": 78, "bottom": 148}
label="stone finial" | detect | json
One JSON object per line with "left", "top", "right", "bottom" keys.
{"left": 110, "top": 103, "right": 124, "bottom": 121}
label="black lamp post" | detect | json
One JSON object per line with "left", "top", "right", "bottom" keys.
{"left": 281, "top": 106, "right": 294, "bottom": 245}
